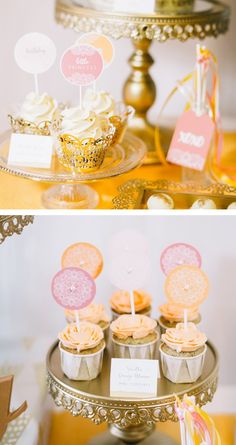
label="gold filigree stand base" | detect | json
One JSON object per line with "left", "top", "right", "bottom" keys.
{"left": 87, "top": 429, "right": 178, "bottom": 445}
{"left": 123, "top": 39, "right": 160, "bottom": 165}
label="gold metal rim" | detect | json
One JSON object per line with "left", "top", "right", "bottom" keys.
{"left": 55, "top": 0, "right": 230, "bottom": 41}
{"left": 0, "top": 216, "right": 34, "bottom": 244}
{"left": 47, "top": 339, "right": 218, "bottom": 426}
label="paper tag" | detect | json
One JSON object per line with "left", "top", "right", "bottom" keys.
{"left": 60, "top": 44, "right": 104, "bottom": 87}
{"left": 8, "top": 133, "right": 53, "bottom": 168}
{"left": 167, "top": 109, "right": 215, "bottom": 171}
{"left": 14, "top": 33, "right": 56, "bottom": 74}
{"left": 110, "top": 359, "right": 159, "bottom": 398}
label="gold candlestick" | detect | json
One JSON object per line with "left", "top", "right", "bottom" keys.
{"left": 123, "top": 39, "right": 158, "bottom": 164}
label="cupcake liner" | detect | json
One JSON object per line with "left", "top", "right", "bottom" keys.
{"left": 159, "top": 344, "right": 207, "bottom": 384}
{"left": 112, "top": 336, "right": 158, "bottom": 360}
{"left": 59, "top": 342, "right": 105, "bottom": 381}
{"left": 111, "top": 307, "right": 151, "bottom": 321}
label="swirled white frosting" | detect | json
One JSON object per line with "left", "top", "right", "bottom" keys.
{"left": 83, "top": 89, "right": 115, "bottom": 116}
{"left": 60, "top": 107, "right": 108, "bottom": 139}
{"left": 20, "top": 92, "right": 58, "bottom": 123}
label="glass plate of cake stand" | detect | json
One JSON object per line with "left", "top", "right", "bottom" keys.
{"left": 47, "top": 339, "right": 218, "bottom": 445}
{"left": 0, "top": 131, "right": 146, "bottom": 209}
{"left": 55, "top": 0, "right": 230, "bottom": 165}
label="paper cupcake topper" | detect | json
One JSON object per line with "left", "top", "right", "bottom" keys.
{"left": 14, "top": 33, "right": 56, "bottom": 94}
{"left": 109, "top": 252, "right": 150, "bottom": 292}
{"left": 165, "top": 265, "right": 209, "bottom": 307}
{"left": 160, "top": 243, "right": 202, "bottom": 275}
{"left": 77, "top": 33, "right": 114, "bottom": 67}
{"left": 61, "top": 243, "right": 103, "bottom": 279}
{"left": 51, "top": 267, "right": 96, "bottom": 311}
{"left": 60, "top": 44, "right": 104, "bottom": 87}
{"left": 109, "top": 229, "right": 149, "bottom": 256}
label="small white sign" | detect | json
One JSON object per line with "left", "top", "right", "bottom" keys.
{"left": 14, "top": 33, "right": 56, "bottom": 75}
{"left": 8, "top": 133, "right": 53, "bottom": 169}
{"left": 110, "top": 358, "right": 160, "bottom": 399}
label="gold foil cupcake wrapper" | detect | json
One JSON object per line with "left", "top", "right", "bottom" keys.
{"left": 8, "top": 114, "right": 52, "bottom": 136}
{"left": 55, "top": 104, "right": 134, "bottom": 173}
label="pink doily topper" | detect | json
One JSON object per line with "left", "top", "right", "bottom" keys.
{"left": 109, "top": 229, "right": 149, "bottom": 257}
{"left": 160, "top": 243, "right": 202, "bottom": 276}
{"left": 109, "top": 252, "right": 150, "bottom": 290}
{"left": 60, "top": 44, "right": 104, "bottom": 87}
{"left": 51, "top": 267, "right": 96, "bottom": 310}
{"left": 77, "top": 33, "right": 114, "bottom": 67}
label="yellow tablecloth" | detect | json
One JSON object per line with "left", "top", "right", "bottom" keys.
{"left": 47, "top": 412, "right": 236, "bottom": 445}
{"left": 0, "top": 132, "right": 235, "bottom": 210}
{"left": 0, "top": 163, "right": 181, "bottom": 210}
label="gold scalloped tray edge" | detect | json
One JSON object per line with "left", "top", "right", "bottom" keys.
{"left": 112, "top": 179, "right": 236, "bottom": 209}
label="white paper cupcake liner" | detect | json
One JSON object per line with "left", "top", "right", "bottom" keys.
{"left": 159, "top": 344, "right": 207, "bottom": 383}
{"left": 59, "top": 342, "right": 105, "bottom": 381}
{"left": 112, "top": 336, "right": 158, "bottom": 360}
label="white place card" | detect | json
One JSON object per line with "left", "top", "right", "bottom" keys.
{"left": 110, "top": 359, "right": 160, "bottom": 399}
{"left": 8, "top": 133, "right": 53, "bottom": 169}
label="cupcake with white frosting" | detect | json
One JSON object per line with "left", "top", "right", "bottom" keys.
{"left": 111, "top": 314, "right": 158, "bottom": 359}
{"left": 59, "top": 321, "right": 105, "bottom": 381}
{"left": 65, "top": 303, "right": 110, "bottom": 340}
{"left": 83, "top": 89, "right": 115, "bottom": 117}
{"left": 9, "top": 92, "right": 59, "bottom": 135}
{"left": 159, "top": 322, "right": 207, "bottom": 383}
{"left": 55, "top": 106, "right": 114, "bottom": 172}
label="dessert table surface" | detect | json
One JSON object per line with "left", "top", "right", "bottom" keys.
{"left": 0, "top": 131, "right": 235, "bottom": 210}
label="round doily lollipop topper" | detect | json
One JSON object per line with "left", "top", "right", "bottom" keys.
{"left": 60, "top": 44, "right": 104, "bottom": 87}
{"left": 14, "top": 32, "right": 56, "bottom": 75}
{"left": 61, "top": 243, "right": 103, "bottom": 279}
{"left": 77, "top": 33, "right": 114, "bottom": 67}
{"left": 109, "top": 252, "right": 150, "bottom": 292}
{"left": 165, "top": 265, "right": 209, "bottom": 307}
{"left": 109, "top": 229, "right": 149, "bottom": 257}
{"left": 160, "top": 243, "right": 202, "bottom": 276}
{"left": 51, "top": 267, "right": 96, "bottom": 311}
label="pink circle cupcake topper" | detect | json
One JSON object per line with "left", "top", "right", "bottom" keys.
{"left": 51, "top": 267, "right": 96, "bottom": 311}
{"left": 60, "top": 44, "right": 104, "bottom": 87}
{"left": 160, "top": 243, "right": 202, "bottom": 276}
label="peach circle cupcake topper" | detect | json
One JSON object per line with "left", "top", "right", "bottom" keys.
{"left": 77, "top": 33, "right": 114, "bottom": 67}
{"left": 165, "top": 265, "right": 209, "bottom": 307}
{"left": 161, "top": 243, "right": 202, "bottom": 276}
{"left": 60, "top": 44, "right": 104, "bottom": 87}
{"left": 61, "top": 243, "right": 103, "bottom": 279}
{"left": 51, "top": 267, "right": 96, "bottom": 310}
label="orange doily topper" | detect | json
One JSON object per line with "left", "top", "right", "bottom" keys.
{"left": 165, "top": 265, "right": 209, "bottom": 308}
{"left": 61, "top": 242, "right": 103, "bottom": 279}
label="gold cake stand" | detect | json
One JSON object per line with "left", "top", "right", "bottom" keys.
{"left": 55, "top": 0, "right": 230, "bottom": 165}
{"left": 47, "top": 340, "right": 218, "bottom": 444}
{"left": 0, "top": 131, "right": 146, "bottom": 209}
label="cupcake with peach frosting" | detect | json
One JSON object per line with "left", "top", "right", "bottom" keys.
{"left": 158, "top": 303, "right": 201, "bottom": 333}
{"left": 110, "top": 290, "right": 152, "bottom": 320}
{"left": 59, "top": 321, "right": 105, "bottom": 381}
{"left": 59, "top": 321, "right": 104, "bottom": 353}
{"left": 159, "top": 322, "right": 207, "bottom": 383}
{"left": 111, "top": 314, "right": 158, "bottom": 360}
{"left": 65, "top": 304, "right": 110, "bottom": 340}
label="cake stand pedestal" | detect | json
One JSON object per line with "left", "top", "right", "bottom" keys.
{"left": 0, "top": 131, "right": 146, "bottom": 209}
{"left": 55, "top": 0, "right": 230, "bottom": 164}
{"left": 47, "top": 340, "right": 218, "bottom": 445}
